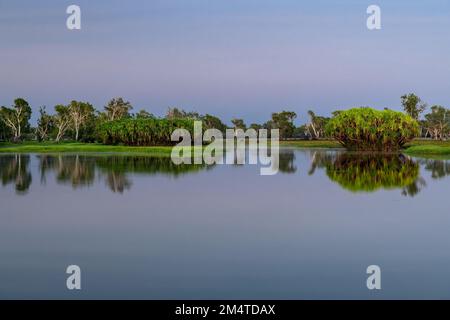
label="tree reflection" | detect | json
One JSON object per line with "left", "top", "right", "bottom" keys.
{"left": 309, "top": 152, "right": 424, "bottom": 196}
{"left": 38, "top": 155, "right": 96, "bottom": 188}
{"left": 0, "top": 154, "right": 32, "bottom": 194}
{"left": 36, "top": 155, "right": 208, "bottom": 193}
{"left": 278, "top": 151, "right": 297, "bottom": 173}
{"left": 420, "top": 159, "right": 450, "bottom": 179}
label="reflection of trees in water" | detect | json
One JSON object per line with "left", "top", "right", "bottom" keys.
{"left": 38, "top": 155, "right": 96, "bottom": 188}
{"left": 0, "top": 154, "right": 32, "bottom": 194}
{"left": 308, "top": 151, "right": 424, "bottom": 196}
{"left": 106, "top": 172, "right": 132, "bottom": 193}
{"left": 95, "top": 156, "right": 208, "bottom": 193}
{"left": 419, "top": 159, "right": 450, "bottom": 179}
{"left": 278, "top": 151, "right": 297, "bottom": 173}
{"left": 36, "top": 155, "right": 208, "bottom": 193}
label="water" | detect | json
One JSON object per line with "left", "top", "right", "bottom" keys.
{"left": 1, "top": 148, "right": 450, "bottom": 299}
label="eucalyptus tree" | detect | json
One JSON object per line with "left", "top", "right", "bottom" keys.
{"left": 401, "top": 93, "right": 427, "bottom": 120}
{"left": 0, "top": 98, "right": 32, "bottom": 142}
{"left": 36, "top": 106, "right": 54, "bottom": 141}
{"left": 424, "top": 105, "right": 450, "bottom": 140}
{"left": 104, "top": 97, "right": 133, "bottom": 121}
{"left": 249, "top": 123, "right": 263, "bottom": 131}
{"left": 306, "top": 110, "right": 330, "bottom": 139}
{"left": 53, "top": 104, "right": 72, "bottom": 142}
{"left": 231, "top": 118, "right": 246, "bottom": 130}
{"left": 68, "top": 100, "right": 95, "bottom": 141}
{"left": 135, "top": 109, "right": 155, "bottom": 119}
{"left": 201, "top": 114, "right": 227, "bottom": 132}
{"left": 271, "top": 111, "right": 297, "bottom": 139}
{"left": 166, "top": 107, "right": 200, "bottom": 120}
{"left": 0, "top": 118, "right": 11, "bottom": 141}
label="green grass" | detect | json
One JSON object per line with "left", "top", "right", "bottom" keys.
{"left": 404, "top": 145, "right": 450, "bottom": 156}
{"left": 403, "top": 139, "right": 450, "bottom": 156}
{"left": 280, "top": 140, "right": 342, "bottom": 148}
{"left": 280, "top": 139, "right": 450, "bottom": 156}
{"left": 0, "top": 141, "right": 175, "bottom": 156}
{"left": 1, "top": 139, "right": 450, "bottom": 157}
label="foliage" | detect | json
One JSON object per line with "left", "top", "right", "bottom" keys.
{"left": 231, "top": 118, "right": 246, "bottom": 130}
{"left": 68, "top": 100, "right": 95, "bottom": 141}
{"left": 249, "top": 123, "right": 263, "bottom": 131}
{"left": 104, "top": 97, "right": 133, "bottom": 121}
{"left": 201, "top": 114, "right": 227, "bottom": 132}
{"left": 325, "top": 107, "right": 420, "bottom": 151}
{"left": 97, "top": 118, "right": 197, "bottom": 146}
{"left": 401, "top": 93, "right": 427, "bottom": 120}
{"left": 36, "top": 106, "right": 54, "bottom": 141}
{"left": 305, "top": 110, "right": 329, "bottom": 139}
{"left": 270, "top": 111, "right": 297, "bottom": 139}
{"left": 53, "top": 104, "right": 72, "bottom": 142}
{"left": 166, "top": 107, "right": 200, "bottom": 120}
{"left": 0, "top": 98, "right": 32, "bottom": 142}
{"left": 423, "top": 105, "right": 450, "bottom": 140}
{"left": 0, "top": 117, "right": 11, "bottom": 141}
{"left": 135, "top": 109, "right": 155, "bottom": 119}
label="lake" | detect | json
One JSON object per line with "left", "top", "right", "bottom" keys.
{"left": 1, "top": 148, "right": 450, "bottom": 299}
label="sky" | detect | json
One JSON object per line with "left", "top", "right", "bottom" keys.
{"left": 1, "top": 0, "right": 450, "bottom": 125}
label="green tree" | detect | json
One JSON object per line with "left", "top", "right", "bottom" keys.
{"left": 166, "top": 107, "right": 200, "bottom": 120}
{"left": 270, "top": 111, "right": 297, "bottom": 139}
{"left": 249, "top": 123, "right": 263, "bottom": 131}
{"left": 97, "top": 118, "right": 197, "bottom": 146}
{"left": 0, "top": 117, "right": 11, "bottom": 141}
{"left": 104, "top": 97, "right": 133, "bottom": 121}
{"left": 0, "top": 98, "right": 32, "bottom": 142}
{"left": 326, "top": 107, "right": 419, "bottom": 151}
{"left": 68, "top": 100, "right": 95, "bottom": 141}
{"left": 135, "top": 109, "right": 155, "bottom": 119}
{"left": 306, "top": 110, "right": 329, "bottom": 139}
{"left": 231, "top": 118, "right": 246, "bottom": 130}
{"left": 36, "top": 106, "right": 54, "bottom": 141}
{"left": 424, "top": 105, "right": 450, "bottom": 140}
{"left": 53, "top": 104, "right": 72, "bottom": 142}
{"left": 401, "top": 93, "right": 427, "bottom": 120}
{"left": 201, "top": 114, "right": 227, "bottom": 132}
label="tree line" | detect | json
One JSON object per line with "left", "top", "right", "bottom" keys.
{"left": 0, "top": 93, "right": 449, "bottom": 143}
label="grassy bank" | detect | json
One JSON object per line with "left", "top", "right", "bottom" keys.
{"left": 403, "top": 140, "right": 450, "bottom": 156}
{"left": 1, "top": 139, "right": 450, "bottom": 156}
{"left": 0, "top": 142, "right": 174, "bottom": 156}
{"left": 404, "top": 145, "right": 450, "bottom": 156}
{"left": 282, "top": 139, "right": 450, "bottom": 156}
{"left": 280, "top": 140, "right": 342, "bottom": 148}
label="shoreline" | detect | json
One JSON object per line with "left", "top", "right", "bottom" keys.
{"left": 1, "top": 140, "right": 450, "bottom": 157}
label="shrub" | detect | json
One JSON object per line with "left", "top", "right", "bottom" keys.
{"left": 325, "top": 107, "right": 419, "bottom": 151}
{"left": 96, "top": 118, "right": 196, "bottom": 146}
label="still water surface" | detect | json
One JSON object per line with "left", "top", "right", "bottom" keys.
{"left": 1, "top": 148, "right": 450, "bottom": 299}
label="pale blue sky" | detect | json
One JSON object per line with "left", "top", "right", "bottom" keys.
{"left": 1, "top": 0, "right": 449, "bottom": 125}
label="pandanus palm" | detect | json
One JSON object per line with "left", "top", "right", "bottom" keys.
{"left": 97, "top": 118, "right": 196, "bottom": 146}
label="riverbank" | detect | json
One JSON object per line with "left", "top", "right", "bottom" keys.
{"left": 1, "top": 140, "right": 450, "bottom": 156}
{"left": 283, "top": 139, "right": 450, "bottom": 156}
{"left": 0, "top": 142, "right": 174, "bottom": 156}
